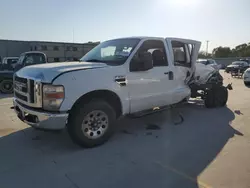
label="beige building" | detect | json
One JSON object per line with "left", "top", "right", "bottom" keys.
{"left": 0, "top": 39, "right": 100, "bottom": 63}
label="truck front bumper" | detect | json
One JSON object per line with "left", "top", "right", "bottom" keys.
{"left": 13, "top": 98, "right": 68, "bottom": 130}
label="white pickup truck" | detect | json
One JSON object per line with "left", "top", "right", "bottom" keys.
{"left": 13, "top": 37, "right": 230, "bottom": 147}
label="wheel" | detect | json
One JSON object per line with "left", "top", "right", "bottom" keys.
{"left": 244, "top": 82, "right": 250, "bottom": 86}
{"left": 0, "top": 80, "right": 13, "bottom": 94}
{"left": 204, "top": 86, "right": 228, "bottom": 108}
{"left": 67, "top": 99, "right": 116, "bottom": 148}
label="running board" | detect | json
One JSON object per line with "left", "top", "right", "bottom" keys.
{"left": 128, "top": 99, "right": 188, "bottom": 118}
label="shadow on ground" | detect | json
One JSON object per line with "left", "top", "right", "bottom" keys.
{"left": 0, "top": 93, "right": 13, "bottom": 99}
{"left": 0, "top": 101, "right": 242, "bottom": 188}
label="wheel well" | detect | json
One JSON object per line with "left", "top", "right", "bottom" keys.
{"left": 69, "top": 90, "right": 123, "bottom": 118}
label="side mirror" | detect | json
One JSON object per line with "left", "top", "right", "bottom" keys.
{"left": 130, "top": 52, "right": 153, "bottom": 72}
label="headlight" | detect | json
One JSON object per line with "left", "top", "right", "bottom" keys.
{"left": 43, "top": 84, "right": 64, "bottom": 111}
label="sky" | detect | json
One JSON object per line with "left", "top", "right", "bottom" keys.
{"left": 0, "top": 0, "right": 249, "bottom": 52}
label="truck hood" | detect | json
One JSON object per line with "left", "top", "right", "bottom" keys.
{"left": 15, "top": 61, "right": 108, "bottom": 83}
{"left": 227, "top": 64, "right": 239, "bottom": 68}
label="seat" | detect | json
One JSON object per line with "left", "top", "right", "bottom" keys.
{"left": 152, "top": 50, "right": 165, "bottom": 66}
{"left": 173, "top": 49, "right": 185, "bottom": 63}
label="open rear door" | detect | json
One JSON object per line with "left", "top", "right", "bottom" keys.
{"left": 165, "top": 38, "right": 201, "bottom": 84}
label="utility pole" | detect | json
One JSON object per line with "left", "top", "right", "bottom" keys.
{"left": 206, "top": 40, "right": 209, "bottom": 56}
{"left": 72, "top": 27, "right": 75, "bottom": 43}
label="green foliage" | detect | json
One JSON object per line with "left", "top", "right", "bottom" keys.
{"left": 211, "top": 43, "right": 250, "bottom": 58}
{"left": 198, "top": 51, "right": 212, "bottom": 58}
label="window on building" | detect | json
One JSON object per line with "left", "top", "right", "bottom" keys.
{"left": 34, "top": 46, "right": 37, "bottom": 51}
{"left": 41, "top": 45, "right": 47, "bottom": 51}
{"left": 73, "top": 47, "right": 77, "bottom": 51}
{"left": 67, "top": 46, "right": 71, "bottom": 51}
{"left": 54, "top": 58, "right": 60, "bottom": 62}
{"left": 54, "top": 46, "right": 59, "bottom": 51}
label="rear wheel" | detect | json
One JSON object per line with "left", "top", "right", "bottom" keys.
{"left": 67, "top": 100, "right": 116, "bottom": 148}
{"left": 204, "top": 86, "right": 228, "bottom": 108}
{"left": 0, "top": 80, "right": 13, "bottom": 94}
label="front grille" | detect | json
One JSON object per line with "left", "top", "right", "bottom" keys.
{"left": 15, "top": 92, "right": 28, "bottom": 101}
{"left": 14, "top": 75, "right": 42, "bottom": 108}
{"left": 15, "top": 76, "right": 28, "bottom": 84}
{"left": 29, "top": 80, "right": 35, "bottom": 103}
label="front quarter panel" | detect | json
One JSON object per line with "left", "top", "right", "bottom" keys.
{"left": 52, "top": 66, "right": 130, "bottom": 115}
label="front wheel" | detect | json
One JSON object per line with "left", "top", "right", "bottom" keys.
{"left": 67, "top": 100, "right": 116, "bottom": 148}
{"left": 0, "top": 80, "right": 13, "bottom": 94}
{"left": 204, "top": 86, "right": 228, "bottom": 108}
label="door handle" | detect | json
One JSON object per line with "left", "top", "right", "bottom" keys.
{"left": 164, "top": 71, "right": 174, "bottom": 80}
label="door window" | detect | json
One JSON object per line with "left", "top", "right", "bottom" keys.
{"left": 172, "top": 41, "right": 192, "bottom": 67}
{"left": 130, "top": 40, "right": 168, "bottom": 71}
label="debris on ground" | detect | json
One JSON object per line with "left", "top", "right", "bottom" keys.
{"left": 234, "top": 110, "right": 243, "bottom": 115}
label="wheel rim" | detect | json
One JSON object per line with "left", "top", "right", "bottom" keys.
{"left": 3, "top": 82, "right": 13, "bottom": 92}
{"left": 81, "top": 110, "right": 109, "bottom": 139}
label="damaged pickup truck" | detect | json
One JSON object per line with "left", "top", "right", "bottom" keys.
{"left": 13, "top": 37, "right": 232, "bottom": 147}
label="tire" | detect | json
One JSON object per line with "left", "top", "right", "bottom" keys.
{"left": 204, "top": 86, "right": 228, "bottom": 108}
{"left": 67, "top": 99, "right": 116, "bottom": 148}
{"left": 204, "top": 89, "right": 215, "bottom": 108}
{"left": 244, "top": 82, "right": 250, "bottom": 86}
{"left": 0, "top": 80, "right": 13, "bottom": 94}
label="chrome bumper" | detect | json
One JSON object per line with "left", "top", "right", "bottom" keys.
{"left": 13, "top": 98, "right": 68, "bottom": 130}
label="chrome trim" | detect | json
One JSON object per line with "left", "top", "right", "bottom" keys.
{"left": 34, "top": 80, "right": 42, "bottom": 107}
{"left": 14, "top": 76, "right": 43, "bottom": 108}
{"left": 14, "top": 88, "right": 28, "bottom": 97}
{"left": 13, "top": 98, "right": 67, "bottom": 130}
{"left": 27, "top": 79, "right": 31, "bottom": 102}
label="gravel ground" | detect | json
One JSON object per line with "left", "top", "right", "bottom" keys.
{"left": 0, "top": 71, "right": 249, "bottom": 188}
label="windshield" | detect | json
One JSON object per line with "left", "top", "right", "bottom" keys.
{"left": 80, "top": 38, "right": 140, "bottom": 65}
{"left": 16, "top": 53, "right": 46, "bottom": 65}
{"left": 17, "top": 54, "right": 25, "bottom": 64}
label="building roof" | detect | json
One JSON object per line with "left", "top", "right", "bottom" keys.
{"left": 0, "top": 39, "right": 100, "bottom": 45}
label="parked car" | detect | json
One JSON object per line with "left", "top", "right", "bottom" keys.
{"left": 197, "top": 59, "right": 221, "bottom": 70}
{"left": 225, "top": 61, "right": 249, "bottom": 73}
{"left": 239, "top": 58, "right": 250, "bottom": 65}
{"left": 0, "top": 51, "right": 48, "bottom": 94}
{"left": 0, "top": 57, "right": 19, "bottom": 71}
{"left": 243, "top": 68, "right": 250, "bottom": 86}
{"left": 13, "top": 37, "right": 231, "bottom": 148}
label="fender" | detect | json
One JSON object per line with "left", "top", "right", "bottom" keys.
{"left": 52, "top": 66, "right": 130, "bottom": 115}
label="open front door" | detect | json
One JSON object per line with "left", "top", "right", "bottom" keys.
{"left": 165, "top": 38, "right": 201, "bottom": 84}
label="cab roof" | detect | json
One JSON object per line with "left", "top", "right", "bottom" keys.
{"left": 107, "top": 36, "right": 200, "bottom": 44}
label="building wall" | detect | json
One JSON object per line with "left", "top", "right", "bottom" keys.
{"left": 0, "top": 39, "right": 99, "bottom": 63}
{"left": 0, "top": 40, "right": 30, "bottom": 59}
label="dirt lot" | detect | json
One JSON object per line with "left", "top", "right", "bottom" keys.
{"left": 0, "top": 71, "right": 249, "bottom": 188}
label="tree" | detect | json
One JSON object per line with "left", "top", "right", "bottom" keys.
{"left": 212, "top": 47, "right": 232, "bottom": 58}
{"left": 211, "top": 42, "right": 250, "bottom": 58}
{"left": 198, "top": 51, "right": 212, "bottom": 58}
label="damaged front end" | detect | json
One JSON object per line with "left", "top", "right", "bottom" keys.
{"left": 188, "top": 64, "right": 232, "bottom": 107}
